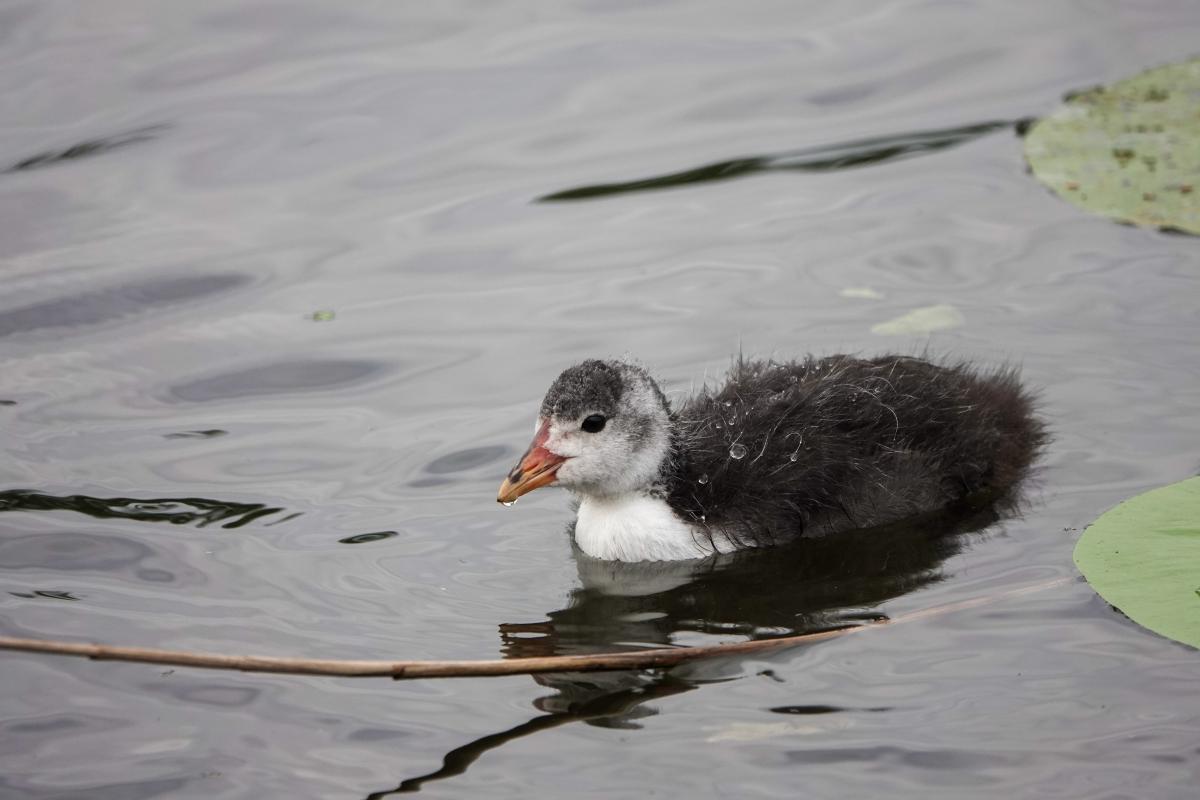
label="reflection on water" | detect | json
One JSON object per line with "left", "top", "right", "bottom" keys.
{"left": 365, "top": 680, "right": 696, "bottom": 798}
{"left": 2, "top": 125, "right": 167, "bottom": 174}
{"left": 539, "top": 120, "right": 1016, "bottom": 201}
{"left": 162, "top": 429, "right": 228, "bottom": 440}
{"left": 7, "top": 590, "right": 80, "bottom": 602}
{"left": 0, "top": 490, "right": 290, "bottom": 529}
{"left": 769, "top": 704, "right": 891, "bottom": 715}
{"left": 373, "top": 497, "right": 1013, "bottom": 794}
{"left": 505, "top": 499, "right": 1007, "bottom": 658}
{"left": 338, "top": 531, "right": 399, "bottom": 545}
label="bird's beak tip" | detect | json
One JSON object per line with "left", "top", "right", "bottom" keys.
{"left": 497, "top": 431, "right": 564, "bottom": 505}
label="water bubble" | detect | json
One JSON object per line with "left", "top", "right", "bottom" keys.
{"left": 698, "top": 474, "right": 709, "bottom": 485}
{"left": 729, "top": 443, "right": 748, "bottom": 460}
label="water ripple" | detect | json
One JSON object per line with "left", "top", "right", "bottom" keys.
{"left": 3, "top": 0, "right": 1200, "bottom": 798}
{"left": 539, "top": 120, "right": 1016, "bottom": 201}
{"left": 0, "top": 490, "right": 290, "bottom": 529}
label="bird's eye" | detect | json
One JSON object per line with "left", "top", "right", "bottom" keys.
{"left": 581, "top": 414, "right": 607, "bottom": 433}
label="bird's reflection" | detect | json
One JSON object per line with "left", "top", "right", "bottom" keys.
{"left": 364, "top": 679, "right": 696, "bottom": 797}
{"left": 369, "top": 492, "right": 1021, "bottom": 797}
{"left": 504, "top": 496, "right": 1006, "bottom": 719}
{"left": 512, "top": 495, "right": 1011, "bottom": 655}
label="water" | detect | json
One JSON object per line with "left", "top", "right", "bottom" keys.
{"left": 2, "top": 1, "right": 1200, "bottom": 797}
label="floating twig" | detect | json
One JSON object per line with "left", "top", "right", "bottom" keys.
{"left": 0, "top": 576, "right": 1071, "bottom": 680}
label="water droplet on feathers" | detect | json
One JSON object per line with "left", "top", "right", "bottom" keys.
{"left": 729, "top": 443, "right": 748, "bottom": 460}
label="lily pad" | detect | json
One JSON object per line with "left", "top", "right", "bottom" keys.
{"left": 1023, "top": 58, "right": 1200, "bottom": 234}
{"left": 1073, "top": 477, "right": 1200, "bottom": 648}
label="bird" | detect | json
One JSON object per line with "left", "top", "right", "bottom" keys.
{"left": 497, "top": 355, "right": 1045, "bottom": 562}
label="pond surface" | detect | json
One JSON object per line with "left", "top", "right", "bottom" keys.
{"left": 2, "top": 1, "right": 1199, "bottom": 797}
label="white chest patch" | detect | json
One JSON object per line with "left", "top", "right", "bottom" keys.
{"left": 574, "top": 494, "right": 732, "bottom": 562}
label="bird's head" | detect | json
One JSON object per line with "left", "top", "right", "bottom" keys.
{"left": 498, "top": 360, "right": 673, "bottom": 504}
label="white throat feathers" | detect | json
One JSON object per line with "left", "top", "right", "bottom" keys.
{"left": 574, "top": 493, "right": 734, "bottom": 561}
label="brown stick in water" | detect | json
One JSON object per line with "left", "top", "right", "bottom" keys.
{"left": 0, "top": 576, "right": 1071, "bottom": 679}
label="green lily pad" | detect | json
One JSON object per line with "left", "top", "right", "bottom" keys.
{"left": 1074, "top": 477, "right": 1200, "bottom": 648}
{"left": 1023, "top": 58, "right": 1200, "bottom": 234}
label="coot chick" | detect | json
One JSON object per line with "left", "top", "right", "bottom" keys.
{"left": 498, "top": 355, "right": 1045, "bottom": 562}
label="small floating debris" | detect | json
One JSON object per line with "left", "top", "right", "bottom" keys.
{"left": 839, "top": 287, "right": 884, "bottom": 300}
{"left": 870, "top": 304, "right": 964, "bottom": 336}
{"left": 310, "top": 310, "right": 336, "bottom": 322}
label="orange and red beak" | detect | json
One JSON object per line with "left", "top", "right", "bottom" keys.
{"left": 497, "top": 421, "right": 566, "bottom": 504}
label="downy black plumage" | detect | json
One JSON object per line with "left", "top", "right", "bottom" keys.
{"left": 498, "top": 354, "right": 1045, "bottom": 561}
{"left": 668, "top": 354, "right": 1044, "bottom": 547}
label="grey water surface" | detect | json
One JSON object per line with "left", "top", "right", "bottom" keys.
{"left": 2, "top": 1, "right": 1199, "bottom": 798}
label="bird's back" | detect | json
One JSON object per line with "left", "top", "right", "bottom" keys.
{"left": 666, "top": 355, "right": 1046, "bottom": 546}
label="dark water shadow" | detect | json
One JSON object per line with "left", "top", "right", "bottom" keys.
{"left": 0, "top": 273, "right": 250, "bottom": 340}
{"left": 538, "top": 119, "right": 1019, "bottom": 202}
{"left": 370, "top": 491, "right": 1023, "bottom": 796}
{"left": 409, "top": 445, "right": 514, "bottom": 489}
{"left": 168, "top": 359, "right": 384, "bottom": 402}
{"left": 0, "top": 775, "right": 188, "bottom": 800}
{"left": 338, "top": 531, "right": 398, "bottom": 545}
{"left": 2, "top": 125, "right": 167, "bottom": 175}
{"left": 0, "top": 490, "right": 290, "bottom": 529}
{"left": 163, "top": 429, "right": 228, "bottom": 440}
{"left": 769, "top": 703, "right": 891, "bottom": 715}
